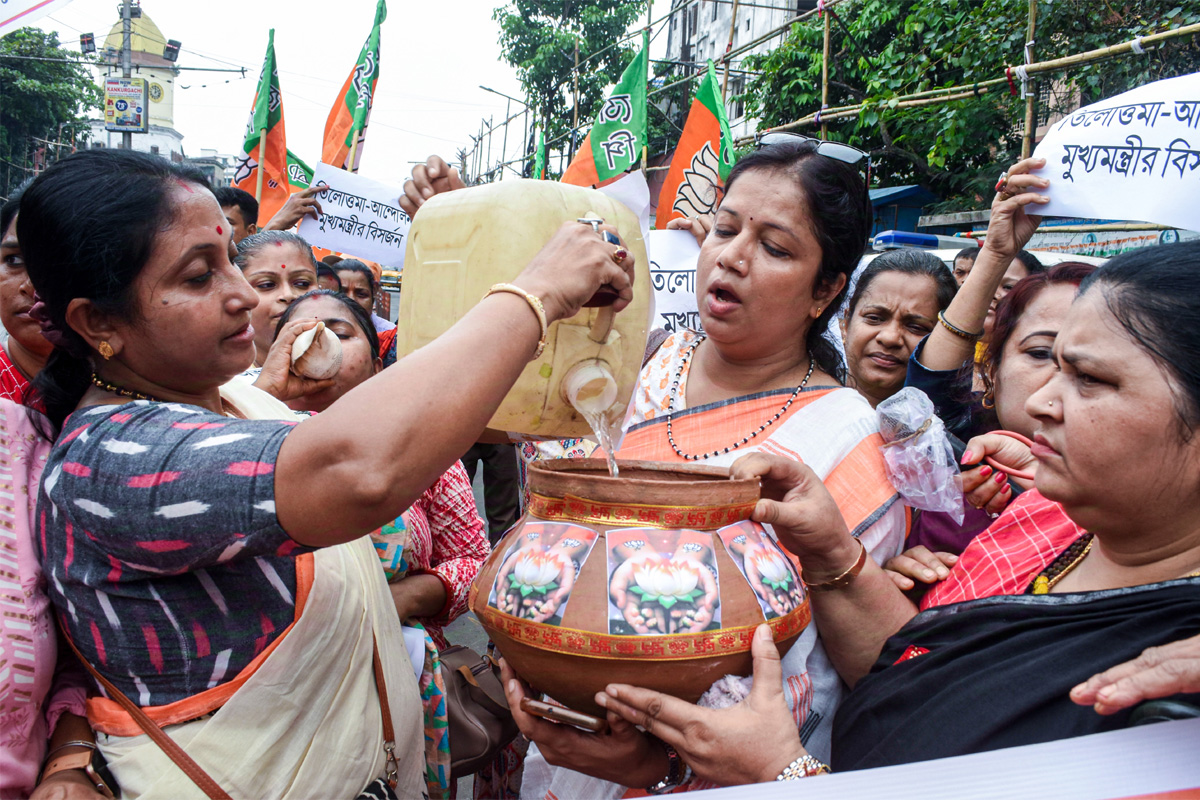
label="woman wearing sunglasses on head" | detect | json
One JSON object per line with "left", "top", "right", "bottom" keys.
{"left": 403, "top": 135, "right": 908, "bottom": 797}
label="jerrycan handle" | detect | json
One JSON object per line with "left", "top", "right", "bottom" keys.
{"left": 583, "top": 227, "right": 623, "bottom": 343}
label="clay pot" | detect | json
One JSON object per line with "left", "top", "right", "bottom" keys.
{"left": 469, "top": 459, "right": 810, "bottom": 717}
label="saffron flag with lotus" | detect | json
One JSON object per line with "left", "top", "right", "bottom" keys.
{"left": 232, "top": 29, "right": 292, "bottom": 226}
{"left": 655, "top": 60, "right": 737, "bottom": 229}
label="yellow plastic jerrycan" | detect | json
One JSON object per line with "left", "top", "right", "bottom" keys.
{"left": 394, "top": 179, "right": 651, "bottom": 439}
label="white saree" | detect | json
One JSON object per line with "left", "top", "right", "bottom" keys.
{"left": 95, "top": 383, "right": 426, "bottom": 799}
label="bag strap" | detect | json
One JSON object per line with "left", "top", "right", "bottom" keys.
{"left": 61, "top": 627, "right": 233, "bottom": 800}
{"left": 371, "top": 635, "right": 399, "bottom": 789}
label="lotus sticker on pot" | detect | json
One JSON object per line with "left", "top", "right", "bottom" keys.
{"left": 718, "top": 521, "right": 805, "bottom": 620}
{"left": 487, "top": 522, "right": 599, "bottom": 625}
{"left": 606, "top": 529, "right": 721, "bottom": 635}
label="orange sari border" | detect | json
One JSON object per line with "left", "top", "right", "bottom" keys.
{"left": 88, "top": 552, "right": 316, "bottom": 736}
{"left": 527, "top": 492, "right": 757, "bottom": 531}
{"left": 478, "top": 601, "right": 810, "bottom": 661}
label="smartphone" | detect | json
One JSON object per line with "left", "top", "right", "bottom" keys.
{"left": 520, "top": 697, "right": 609, "bottom": 734}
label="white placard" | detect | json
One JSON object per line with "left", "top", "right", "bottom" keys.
{"left": 296, "top": 162, "right": 411, "bottom": 267}
{"left": 1033, "top": 71, "right": 1200, "bottom": 232}
{"left": 597, "top": 170, "right": 651, "bottom": 242}
{"left": 648, "top": 229, "right": 701, "bottom": 333}
{"left": 687, "top": 717, "right": 1200, "bottom": 800}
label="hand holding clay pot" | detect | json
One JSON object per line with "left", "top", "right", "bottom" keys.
{"left": 731, "top": 453, "right": 860, "bottom": 581}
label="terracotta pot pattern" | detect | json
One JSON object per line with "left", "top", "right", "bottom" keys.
{"left": 469, "top": 459, "right": 811, "bottom": 716}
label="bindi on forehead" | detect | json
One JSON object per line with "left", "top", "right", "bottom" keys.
{"left": 216, "top": 225, "right": 223, "bottom": 235}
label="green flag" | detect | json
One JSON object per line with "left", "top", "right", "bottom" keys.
{"left": 562, "top": 29, "right": 648, "bottom": 186}
{"left": 323, "top": 0, "right": 386, "bottom": 170}
{"left": 233, "top": 29, "right": 290, "bottom": 217}
{"left": 533, "top": 127, "right": 546, "bottom": 179}
{"left": 286, "top": 150, "right": 313, "bottom": 188}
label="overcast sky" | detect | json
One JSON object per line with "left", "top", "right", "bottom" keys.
{"left": 31, "top": 0, "right": 574, "bottom": 181}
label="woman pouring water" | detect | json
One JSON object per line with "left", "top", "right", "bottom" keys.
{"left": 19, "top": 150, "right": 635, "bottom": 799}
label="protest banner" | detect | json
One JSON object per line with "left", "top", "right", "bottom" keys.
{"left": 296, "top": 162, "right": 410, "bottom": 267}
{"left": 0, "top": 0, "right": 75, "bottom": 37}
{"left": 648, "top": 229, "right": 701, "bottom": 334}
{"left": 686, "top": 717, "right": 1200, "bottom": 800}
{"left": 1033, "top": 71, "right": 1200, "bottom": 233}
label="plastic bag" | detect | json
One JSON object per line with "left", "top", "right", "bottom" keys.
{"left": 877, "top": 387, "right": 965, "bottom": 524}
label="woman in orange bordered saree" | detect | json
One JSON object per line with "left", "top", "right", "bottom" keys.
{"left": 519, "top": 135, "right": 908, "bottom": 799}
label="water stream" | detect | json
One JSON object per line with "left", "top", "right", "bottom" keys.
{"left": 565, "top": 361, "right": 621, "bottom": 477}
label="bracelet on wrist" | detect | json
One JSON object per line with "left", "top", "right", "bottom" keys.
{"left": 802, "top": 539, "right": 868, "bottom": 593}
{"left": 43, "top": 740, "right": 95, "bottom": 764}
{"left": 937, "top": 311, "right": 984, "bottom": 343}
{"left": 776, "top": 754, "right": 831, "bottom": 780}
{"left": 483, "top": 283, "right": 548, "bottom": 359}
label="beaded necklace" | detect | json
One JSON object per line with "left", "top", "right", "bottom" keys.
{"left": 90, "top": 374, "right": 164, "bottom": 403}
{"left": 666, "top": 334, "right": 815, "bottom": 462}
{"left": 1029, "top": 534, "right": 1093, "bottom": 594}
{"left": 1031, "top": 533, "right": 1200, "bottom": 594}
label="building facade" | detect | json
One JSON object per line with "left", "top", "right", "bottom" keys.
{"left": 86, "top": 11, "right": 184, "bottom": 160}
{"left": 662, "top": 1, "right": 817, "bottom": 138}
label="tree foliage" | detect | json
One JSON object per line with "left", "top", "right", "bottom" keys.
{"left": 0, "top": 28, "right": 102, "bottom": 199}
{"left": 741, "top": 0, "right": 1200, "bottom": 210}
{"left": 494, "top": 0, "right": 647, "bottom": 162}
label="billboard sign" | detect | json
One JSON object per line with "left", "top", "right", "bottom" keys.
{"left": 104, "top": 78, "right": 149, "bottom": 133}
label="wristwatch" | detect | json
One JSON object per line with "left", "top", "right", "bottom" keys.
{"left": 645, "top": 739, "right": 689, "bottom": 795}
{"left": 40, "top": 742, "right": 117, "bottom": 798}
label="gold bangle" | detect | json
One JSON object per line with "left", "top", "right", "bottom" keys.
{"left": 937, "top": 311, "right": 983, "bottom": 342}
{"left": 802, "top": 539, "right": 867, "bottom": 593}
{"left": 484, "top": 283, "right": 548, "bottom": 359}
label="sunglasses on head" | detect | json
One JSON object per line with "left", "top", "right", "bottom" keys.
{"left": 756, "top": 132, "right": 868, "bottom": 166}
{"left": 755, "top": 131, "right": 873, "bottom": 213}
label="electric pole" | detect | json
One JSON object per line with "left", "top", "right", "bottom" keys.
{"left": 121, "top": 0, "right": 133, "bottom": 150}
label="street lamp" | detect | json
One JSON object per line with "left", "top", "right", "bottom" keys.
{"left": 479, "top": 85, "right": 529, "bottom": 109}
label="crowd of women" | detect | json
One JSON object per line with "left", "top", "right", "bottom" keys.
{"left": 2, "top": 135, "right": 1199, "bottom": 800}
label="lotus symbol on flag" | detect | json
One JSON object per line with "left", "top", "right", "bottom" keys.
{"left": 672, "top": 142, "right": 722, "bottom": 219}
{"left": 631, "top": 562, "right": 703, "bottom": 609}
{"left": 751, "top": 550, "right": 794, "bottom": 591}
{"left": 509, "top": 551, "right": 563, "bottom": 597}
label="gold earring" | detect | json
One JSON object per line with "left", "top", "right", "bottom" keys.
{"left": 98, "top": 341, "right": 114, "bottom": 360}
{"left": 815, "top": 307, "right": 824, "bottom": 316}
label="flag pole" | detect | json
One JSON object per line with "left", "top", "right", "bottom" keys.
{"left": 347, "top": 133, "right": 361, "bottom": 174}
{"left": 254, "top": 136, "right": 266, "bottom": 203}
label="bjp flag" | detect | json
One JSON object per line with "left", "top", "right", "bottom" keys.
{"left": 232, "top": 30, "right": 292, "bottom": 226}
{"left": 561, "top": 30, "right": 648, "bottom": 188}
{"left": 655, "top": 60, "right": 737, "bottom": 228}
{"left": 323, "top": 0, "right": 386, "bottom": 173}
